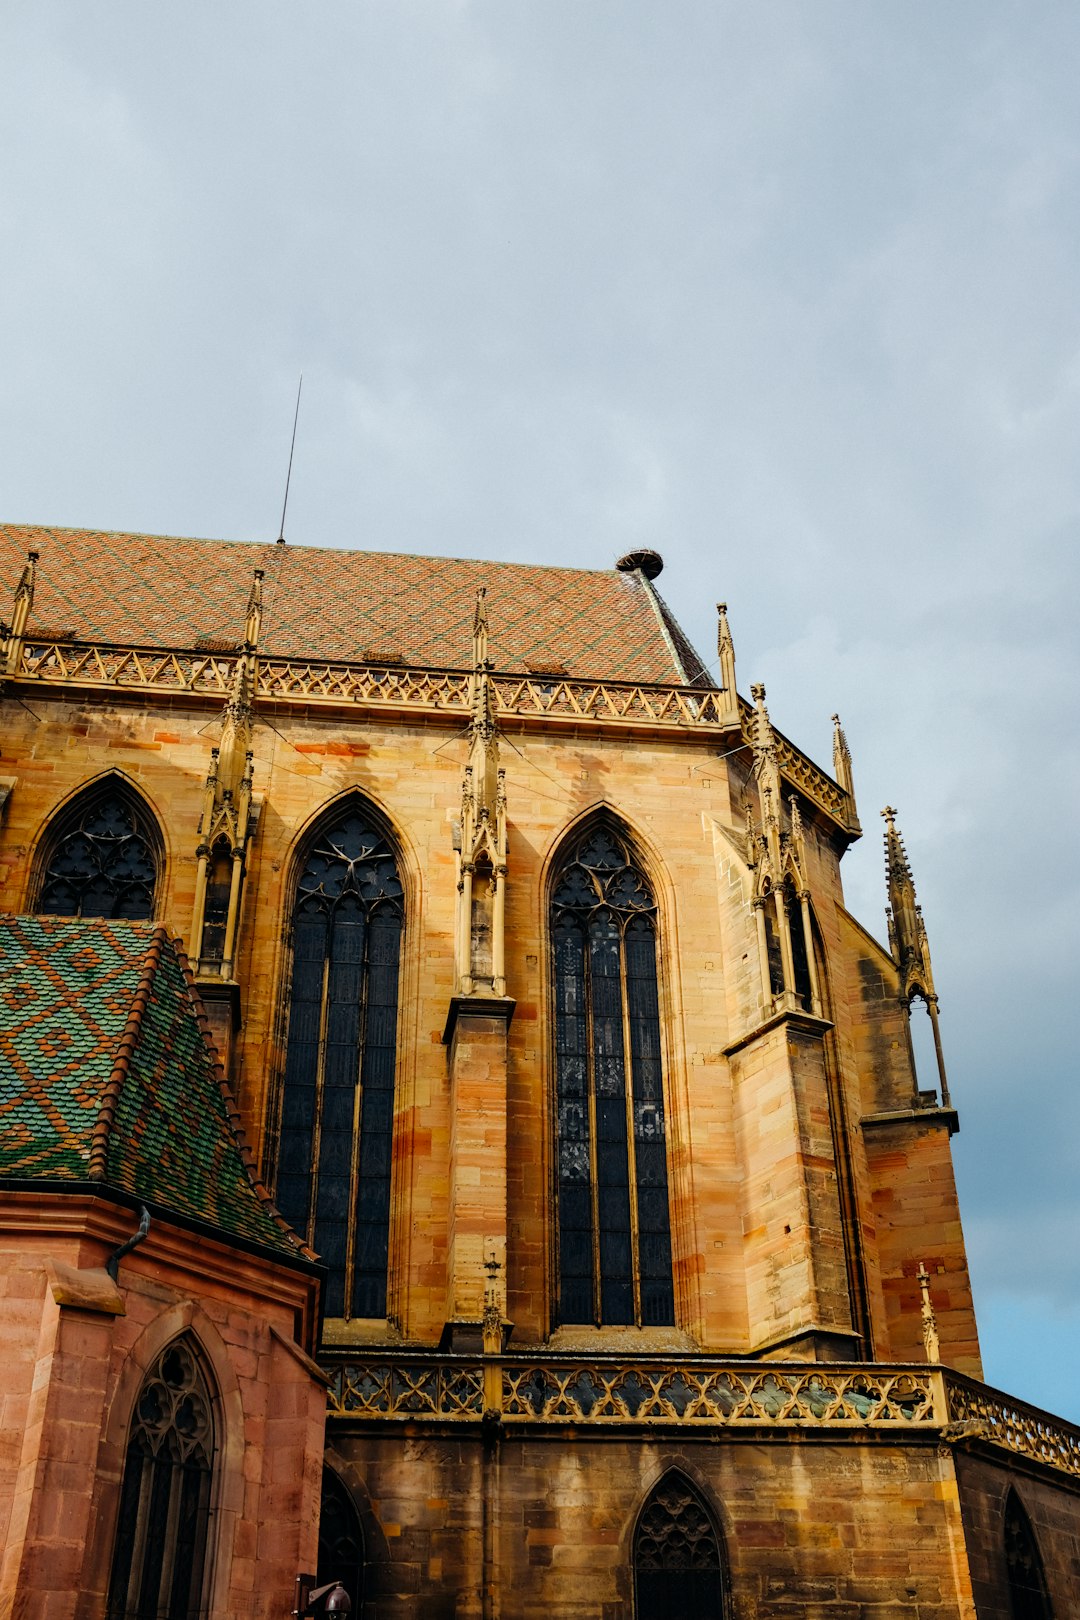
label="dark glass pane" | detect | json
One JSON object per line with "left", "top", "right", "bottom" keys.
{"left": 635, "top": 1473, "right": 726, "bottom": 1620}
{"left": 108, "top": 1340, "right": 214, "bottom": 1620}
{"left": 318, "top": 1470, "right": 364, "bottom": 1614}
{"left": 279, "top": 809, "right": 402, "bottom": 1316}
{"left": 551, "top": 823, "right": 674, "bottom": 1329}
{"left": 38, "top": 788, "right": 158, "bottom": 921}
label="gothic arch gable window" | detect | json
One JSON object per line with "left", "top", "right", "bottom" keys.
{"left": 36, "top": 778, "right": 160, "bottom": 920}
{"left": 551, "top": 821, "right": 674, "bottom": 1328}
{"left": 1004, "top": 1490, "right": 1053, "bottom": 1620}
{"left": 634, "top": 1471, "right": 729, "bottom": 1620}
{"left": 275, "top": 804, "right": 404, "bottom": 1320}
{"left": 107, "top": 1336, "right": 216, "bottom": 1620}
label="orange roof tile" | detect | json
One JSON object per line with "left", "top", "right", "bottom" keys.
{"left": 0, "top": 525, "right": 711, "bottom": 687}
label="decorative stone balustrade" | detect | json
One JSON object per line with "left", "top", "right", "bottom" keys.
{"left": 322, "top": 1355, "right": 1080, "bottom": 1485}
{"left": 326, "top": 1355, "right": 940, "bottom": 1430}
{"left": 14, "top": 639, "right": 851, "bottom": 827}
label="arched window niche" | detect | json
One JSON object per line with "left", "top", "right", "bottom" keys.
{"left": 550, "top": 818, "right": 675, "bottom": 1328}
{"left": 633, "top": 1471, "right": 729, "bottom": 1620}
{"left": 318, "top": 1467, "right": 365, "bottom": 1611}
{"left": 106, "top": 1336, "right": 216, "bottom": 1620}
{"left": 275, "top": 800, "right": 405, "bottom": 1321}
{"left": 1004, "top": 1489, "right": 1053, "bottom": 1620}
{"left": 34, "top": 776, "right": 161, "bottom": 920}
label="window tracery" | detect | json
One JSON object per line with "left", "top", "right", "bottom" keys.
{"left": 106, "top": 1337, "right": 215, "bottom": 1620}
{"left": 37, "top": 783, "right": 159, "bottom": 920}
{"left": 276, "top": 806, "right": 404, "bottom": 1320}
{"left": 551, "top": 823, "right": 674, "bottom": 1328}
{"left": 634, "top": 1472, "right": 728, "bottom": 1619}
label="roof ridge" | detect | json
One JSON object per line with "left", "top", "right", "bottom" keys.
{"left": 88, "top": 925, "right": 169, "bottom": 1181}
{"left": 0, "top": 522, "right": 626, "bottom": 579}
{"left": 170, "top": 941, "right": 317, "bottom": 1262}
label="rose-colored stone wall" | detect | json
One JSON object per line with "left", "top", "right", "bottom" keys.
{"left": 0, "top": 1192, "right": 324, "bottom": 1620}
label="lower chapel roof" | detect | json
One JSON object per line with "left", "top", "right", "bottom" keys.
{"left": 0, "top": 914, "right": 310, "bottom": 1263}
{"left": 0, "top": 525, "right": 711, "bottom": 686}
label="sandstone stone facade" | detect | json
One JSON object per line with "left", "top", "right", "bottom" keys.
{"left": 0, "top": 525, "right": 1076, "bottom": 1618}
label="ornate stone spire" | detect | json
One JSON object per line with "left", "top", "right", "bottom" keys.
{"left": 189, "top": 569, "right": 263, "bottom": 987}
{"left": 882, "top": 806, "right": 935, "bottom": 1004}
{"left": 716, "top": 602, "right": 739, "bottom": 727}
{"left": 3, "top": 550, "right": 38, "bottom": 675}
{"left": 882, "top": 806, "right": 951, "bottom": 1107}
{"left": 832, "top": 713, "right": 860, "bottom": 832}
{"left": 455, "top": 589, "right": 508, "bottom": 998}
{"left": 743, "top": 685, "right": 821, "bottom": 1016}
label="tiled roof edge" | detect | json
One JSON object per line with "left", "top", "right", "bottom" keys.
{"left": 88, "top": 926, "right": 169, "bottom": 1182}
{"left": 171, "top": 941, "right": 318, "bottom": 1262}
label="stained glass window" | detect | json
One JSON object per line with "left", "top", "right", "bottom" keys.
{"left": 106, "top": 1338, "right": 215, "bottom": 1620}
{"left": 634, "top": 1472, "right": 728, "bottom": 1620}
{"left": 551, "top": 823, "right": 674, "bottom": 1327}
{"left": 276, "top": 806, "right": 403, "bottom": 1319}
{"left": 37, "top": 784, "right": 159, "bottom": 920}
{"left": 1005, "top": 1491, "right": 1053, "bottom": 1620}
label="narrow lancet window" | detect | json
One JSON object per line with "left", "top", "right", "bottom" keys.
{"left": 634, "top": 1472, "right": 729, "bottom": 1620}
{"left": 37, "top": 782, "right": 159, "bottom": 920}
{"left": 276, "top": 806, "right": 403, "bottom": 1319}
{"left": 107, "top": 1337, "right": 215, "bottom": 1620}
{"left": 552, "top": 823, "right": 674, "bottom": 1327}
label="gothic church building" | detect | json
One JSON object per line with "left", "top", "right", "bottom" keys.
{"left": 0, "top": 523, "right": 1076, "bottom": 1618}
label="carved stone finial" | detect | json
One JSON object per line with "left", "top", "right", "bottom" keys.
{"left": 917, "top": 1261, "right": 941, "bottom": 1363}
{"left": 716, "top": 603, "right": 739, "bottom": 727}
{"left": 832, "top": 713, "right": 859, "bottom": 831}
{"left": 4, "top": 550, "right": 38, "bottom": 674}
{"left": 244, "top": 568, "right": 264, "bottom": 651}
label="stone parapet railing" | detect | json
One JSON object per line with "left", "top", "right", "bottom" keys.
{"left": 325, "top": 1354, "right": 941, "bottom": 1431}
{"left": 323, "top": 1355, "right": 1080, "bottom": 1484}
{"left": 13, "top": 639, "right": 853, "bottom": 829}
{"left": 942, "top": 1371, "right": 1080, "bottom": 1482}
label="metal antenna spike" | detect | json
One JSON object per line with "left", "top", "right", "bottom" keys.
{"left": 277, "top": 374, "right": 303, "bottom": 544}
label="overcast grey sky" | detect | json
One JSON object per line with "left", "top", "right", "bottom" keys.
{"left": 3, "top": 2, "right": 1077, "bottom": 1417}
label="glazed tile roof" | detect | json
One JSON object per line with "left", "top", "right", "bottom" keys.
{"left": 0, "top": 915, "right": 309, "bottom": 1261}
{"left": 0, "top": 524, "right": 711, "bottom": 686}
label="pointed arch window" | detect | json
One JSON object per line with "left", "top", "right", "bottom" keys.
{"left": 107, "top": 1337, "right": 215, "bottom": 1620}
{"left": 276, "top": 806, "right": 404, "bottom": 1320}
{"left": 36, "top": 781, "right": 159, "bottom": 920}
{"left": 634, "top": 1472, "right": 729, "bottom": 1619}
{"left": 1005, "top": 1491, "right": 1053, "bottom": 1620}
{"left": 551, "top": 823, "right": 674, "bottom": 1328}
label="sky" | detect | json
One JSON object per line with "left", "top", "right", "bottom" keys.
{"left": 2, "top": 3, "right": 1077, "bottom": 1418}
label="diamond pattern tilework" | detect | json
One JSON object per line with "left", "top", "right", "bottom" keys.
{"left": 0, "top": 525, "right": 710, "bottom": 686}
{"left": 0, "top": 915, "right": 299, "bottom": 1257}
